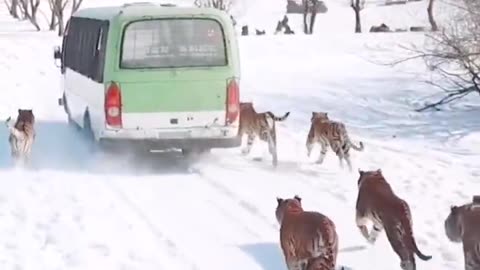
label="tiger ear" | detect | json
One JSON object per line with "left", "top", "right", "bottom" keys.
{"left": 294, "top": 195, "right": 302, "bottom": 202}
{"left": 276, "top": 197, "right": 283, "bottom": 205}
{"left": 473, "top": 196, "right": 480, "bottom": 203}
{"left": 358, "top": 169, "right": 364, "bottom": 176}
{"left": 450, "top": 205, "right": 457, "bottom": 212}
{"left": 376, "top": 168, "right": 382, "bottom": 174}
{"left": 325, "top": 113, "right": 328, "bottom": 117}
{"left": 18, "top": 109, "right": 22, "bottom": 114}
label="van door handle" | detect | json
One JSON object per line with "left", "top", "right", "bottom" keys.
{"left": 170, "top": 118, "right": 178, "bottom": 124}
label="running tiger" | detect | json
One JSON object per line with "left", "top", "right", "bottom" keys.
{"left": 355, "top": 169, "right": 432, "bottom": 270}
{"left": 306, "top": 112, "right": 364, "bottom": 171}
{"left": 238, "top": 102, "right": 290, "bottom": 167}
{"left": 276, "top": 195, "right": 339, "bottom": 270}
{"left": 444, "top": 196, "right": 480, "bottom": 270}
{"left": 5, "top": 109, "right": 36, "bottom": 166}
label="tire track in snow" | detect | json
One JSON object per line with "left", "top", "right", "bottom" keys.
{"left": 101, "top": 172, "right": 275, "bottom": 270}
{"left": 102, "top": 180, "right": 201, "bottom": 270}
{"left": 107, "top": 165, "right": 270, "bottom": 240}
{"left": 191, "top": 167, "right": 279, "bottom": 232}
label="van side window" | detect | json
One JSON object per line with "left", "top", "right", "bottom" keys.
{"left": 94, "top": 22, "right": 109, "bottom": 82}
{"left": 63, "top": 16, "right": 109, "bottom": 83}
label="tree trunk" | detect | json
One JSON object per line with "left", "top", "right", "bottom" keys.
{"left": 57, "top": 13, "right": 64, "bottom": 36}
{"left": 29, "top": 14, "right": 40, "bottom": 31}
{"left": 351, "top": 0, "right": 361, "bottom": 33}
{"left": 427, "top": 0, "right": 438, "bottom": 31}
{"left": 10, "top": 0, "right": 19, "bottom": 18}
{"left": 71, "top": 0, "right": 84, "bottom": 15}
{"left": 49, "top": 9, "right": 56, "bottom": 30}
{"left": 20, "top": 0, "right": 41, "bottom": 31}
{"left": 30, "top": 0, "right": 41, "bottom": 31}
{"left": 302, "top": 0, "right": 309, "bottom": 34}
{"left": 354, "top": 8, "right": 361, "bottom": 33}
{"left": 309, "top": 0, "right": 318, "bottom": 34}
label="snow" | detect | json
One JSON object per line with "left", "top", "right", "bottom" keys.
{"left": 0, "top": 0, "right": 479, "bottom": 270}
{"left": 232, "top": 0, "right": 454, "bottom": 34}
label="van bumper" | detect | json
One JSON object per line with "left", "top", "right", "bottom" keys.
{"left": 97, "top": 126, "right": 241, "bottom": 150}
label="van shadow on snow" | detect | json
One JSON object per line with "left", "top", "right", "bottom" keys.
{"left": 239, "top": 242, "right": 363, "bottom": 270}
{"left": 0, "top": 120, "right": 199, "bottom": 175}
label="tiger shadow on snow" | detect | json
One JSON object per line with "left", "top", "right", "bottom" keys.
{"left": 239, "top": 242, "right": 361, "bottom": 270}
{"left": 216, "top": 155, "right": 341, "bottom": 178}
{"left": 0, "top": 120, "right": 198, "bottom": 175}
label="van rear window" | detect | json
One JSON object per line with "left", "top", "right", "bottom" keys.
{"left": 120, "top": 18, "right": 227, "bottom": 69}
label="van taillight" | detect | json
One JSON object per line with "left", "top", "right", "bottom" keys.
{"left": 226, "top": 78, "right": 239, "bottom": 125}
{"left": 105, "top": 81, "right": 122, "bottom": 128}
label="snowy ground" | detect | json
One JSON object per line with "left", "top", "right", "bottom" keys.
{"left": 1, "top": 1, "right": 479, "bottom": 270}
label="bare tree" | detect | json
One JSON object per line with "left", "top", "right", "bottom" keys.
{"left": 350, "top": 0, "right": 365, "bottom": 33}
{"left": 427, "top": 0, "right": 438, "bottom": 31}
{"left": 71, "top": 0, "right": 83, "bottom": 17}
{"left": 388, "top": 1, "right": 480, "bottom": 111}
{"left": 48, "top": 0, "right": 83, "bottom": 36}
{"left": 302, "top": 0, "right": 318, "bottom": 34}
{"left": 47, "top": 0, "right": 58, "bottom": 30}
{"left": 18, "top": 0, "right": 41, "bottom": 31}
{"left": 49, "top": 0, "right": 68, "bottom": 35}
{"left": 4, "top": 0, "right": 20, "bottom": 19}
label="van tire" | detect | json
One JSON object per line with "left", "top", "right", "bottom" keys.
{"left": 181, "top": 147, "right": 211, "bottom": 157}
{"left": 63, "top": 93, "right": 79, "bottom": 130}
{"left": 82, "top": 111, "right": 97, "bottom": 153}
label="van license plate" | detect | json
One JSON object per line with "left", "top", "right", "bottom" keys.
{"left": 157, "top": 131, "right": 190, "bottom": 139}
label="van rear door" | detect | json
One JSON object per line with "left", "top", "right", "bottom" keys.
{"left": 113, "top": 17, "right": 237, "bottom": 130}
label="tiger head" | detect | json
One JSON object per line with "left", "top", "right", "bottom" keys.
{"left": 357, "top": 168, "right": 383, "bottom": 186}
{"left": 311, "top": 111, "right": 329, "bottom": 122}
{"left": 15, "top": 109, "right": 35, "bottom": 130}
{"left": 275, "top": 195, "right": 303, "bottom": 225}
{"left": 444, "top": 196, "right": 480, "bottom": 243}
{"left": 240, "top": 102, "right": 254, "bottom": 110}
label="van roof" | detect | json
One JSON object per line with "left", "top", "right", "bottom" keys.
{"left": 72, "top": 3, "right": 231, "bottom": 22}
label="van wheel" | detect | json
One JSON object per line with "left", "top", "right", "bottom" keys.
{"left": 82, "top": 112, "right": 97, "bottom": 153}
{"left": 63, "top": 94, "right": 79, "bottom": 130}
{"left": 181, "top": 147, "right": 211, "bottom": 157}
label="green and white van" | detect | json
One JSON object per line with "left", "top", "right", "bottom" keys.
{"left": 54, "top": 2, "right": 241, "bottom": 154}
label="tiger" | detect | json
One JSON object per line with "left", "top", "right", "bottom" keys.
{"left": 238, "top": 102, "right": 290, "bottom": 167}
{"left": 355, "top": 169, "right": 432, "bottom": 270}
{"left": 444, "top": 195, "right": 480, "bottom": 270}
{"left": 5, "top": 109, "right": 36, "bottom": 167}
{"left": 306, "top": 112, "right": 364, "bottom": 172}
{"left": 275, "top": 195, "right": 339, "bottom": 270}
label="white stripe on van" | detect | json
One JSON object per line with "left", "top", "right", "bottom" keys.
{"left": 121, "top": 111, "right": 228, "bottom": 129}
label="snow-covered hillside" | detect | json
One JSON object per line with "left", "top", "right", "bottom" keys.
{"left": 0, "top": 1, "right": 479, "bottom": 270}
{"left": 231, "top": 0, "right": 454, "bottom": 34}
